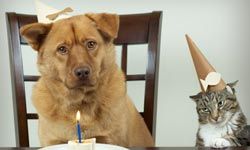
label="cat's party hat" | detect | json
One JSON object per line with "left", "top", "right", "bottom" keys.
{"left": 185, "top": 34, "right": 226, "bottom": 92}
{"left": 35, "top": 0, "right": 73, "bottom": 23}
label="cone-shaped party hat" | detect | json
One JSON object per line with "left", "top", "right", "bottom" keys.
{"left": 185, "top": 34, "right": 226, "bottom": 92}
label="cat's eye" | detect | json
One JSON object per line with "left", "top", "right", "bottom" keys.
{"left": 86, "top": 40, "right": 97, "bottom": 50}
{"left": 201, "top": 108, "right": 209, "bottom": 112}
{"left": 218, "top": 101, "right": 224, "bottom": 107}
{"left": 57, "top": 45, "right": 68, "bottom": 54}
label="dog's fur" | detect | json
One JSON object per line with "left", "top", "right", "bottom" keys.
{"left": 20, "top": 13, "right": 154, "bottom": 147}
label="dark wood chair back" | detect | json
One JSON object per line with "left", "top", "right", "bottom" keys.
{"left": 6, "top": 11, "right": 162, "bottom": 147}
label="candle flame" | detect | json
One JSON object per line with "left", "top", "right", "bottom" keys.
{"left": 76, "top": 110, "right": 80, "bottom": 121}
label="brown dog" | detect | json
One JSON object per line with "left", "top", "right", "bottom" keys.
{"left": 20, "top": 13, "right": 154, "bottom": 147}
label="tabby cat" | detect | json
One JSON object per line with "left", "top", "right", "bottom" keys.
{"left": 190, "top": 81, "right": 247, "bottom": 148}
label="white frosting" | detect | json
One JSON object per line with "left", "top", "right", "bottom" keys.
{"left": 68, "top": 138, "right": 96, "bottom": 150}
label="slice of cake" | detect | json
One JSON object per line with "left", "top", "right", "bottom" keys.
{"left": 67, "top": 138, "right": 96, "bottom": 150}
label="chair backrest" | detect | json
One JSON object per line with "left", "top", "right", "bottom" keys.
{"left": 6, "top": 11, "right": 162, "bottom": 147}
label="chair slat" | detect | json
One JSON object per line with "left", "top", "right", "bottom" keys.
{"left": 27, "top": 113, "right": 39, "bottom": 119}
{"left": 24, "top": 75, "right": 40, "bottom": 82}
{"left": 126, "top": 74, "right": 145, "bottom": 81}
{"left": 121, "top": 44, "right": 128, "bottom": 75}
{"left": 17, "top": 13, "right": 151, "bottom": 45}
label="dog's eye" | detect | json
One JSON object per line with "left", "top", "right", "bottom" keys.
{"left": 57, "top": 46, "right": 68, "bottom": 54}
{"left": 86, "top": 40, "right": 97, "bottom": 50}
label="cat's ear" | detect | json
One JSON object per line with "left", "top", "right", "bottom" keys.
{"left": 226, "top": 80, "right": 238, "bottom": 94}
{"left": 227, "top": 80, "right": 238, "bottom": 88}
{"left": 189, "top": 93, "right": 201, "bottom": 102}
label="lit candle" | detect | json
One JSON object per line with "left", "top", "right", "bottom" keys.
{"left": 76, "top": 110, "right": 82, "bottom": 143}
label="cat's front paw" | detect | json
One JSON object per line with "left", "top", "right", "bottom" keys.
{"left": 211, "top": 138, "right": 231, "bottom": 148}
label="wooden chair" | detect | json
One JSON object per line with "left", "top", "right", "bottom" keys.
{"left": 6, "top": 11, "right": 162, "bottom": 147}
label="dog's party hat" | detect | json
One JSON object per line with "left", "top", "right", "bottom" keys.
{"left": 35, "top": 0, "right": 73, "bottom": 23}
{"left": 185, "top": 34, "right": 226, "bottom": 92}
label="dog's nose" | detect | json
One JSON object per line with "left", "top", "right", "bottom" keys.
{"left": 74, "top": 66, "right": 90, "bottom": 79}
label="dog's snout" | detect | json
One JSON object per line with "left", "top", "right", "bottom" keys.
{"left": 74, "top": 66, "right": 90, "bottom": 79}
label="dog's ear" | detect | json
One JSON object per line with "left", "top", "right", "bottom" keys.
{"left": 20, "top": 23, "right": 52, "bottom": 51}
{"left": 86, "top": 13, "right": 119, "bottom": 40}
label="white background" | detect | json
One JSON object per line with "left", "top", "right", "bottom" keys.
{"left": 0, "top": 0, "right": 250, "bottom": 147}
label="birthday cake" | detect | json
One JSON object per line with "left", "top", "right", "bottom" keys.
{"left": 67, "top": 138, "right": 96, "bottom": 150}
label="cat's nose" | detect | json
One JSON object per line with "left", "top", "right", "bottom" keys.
{"left": 213, "top": 118, "right": 218, "bottom": 121}
{"left": 211, "top": 111, "right": 219, "bottom": 122}
{"left": 212, "top": 116, "right": 219, "bottom": 122}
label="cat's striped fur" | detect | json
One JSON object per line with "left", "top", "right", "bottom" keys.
{"left": 190, "top": 81, "right": 247, "bottom": 148}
